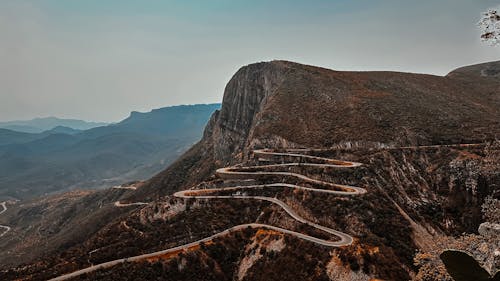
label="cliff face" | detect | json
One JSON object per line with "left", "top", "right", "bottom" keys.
{"left": 210, "top": 61, "right": 289, "bottom": 163}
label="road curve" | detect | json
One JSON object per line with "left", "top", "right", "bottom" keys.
{"left": 173, "top": 190, "right": 354, "bottom": 246}
{"left": 0, "top": 202, "right": 11, "bottom": 237}
{"left": 50, "top": 149, "right": 364, "bottom": 281}
{"left": 175, "top": 148, "right": 366, "bottom": 245}
{"left": 48, "top": 221, "right": 346, "bottom": 281}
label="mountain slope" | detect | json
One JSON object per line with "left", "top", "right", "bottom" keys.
{"left": 83, "top": 104, "right": 218, "bottom": 138}
{"left": 45, "top": 126, "right": 82, "bottom": 135}
{"left": 0, "top": 129, "right": 48, "bottom": 146}
{"left": 0, "top": 103, "right": 220, "bottom": 200}
{"left": 447, "top": 60, "right": 500, "bottom": 81}
{"left": 0, "top": 61, "right": 498, "bottom": 280}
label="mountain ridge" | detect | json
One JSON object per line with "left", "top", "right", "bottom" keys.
{"left": 0, "top": 103, "right": 221, "bottom": 200}
{"left": 447, "top": 60, "right": 500, "bottom": 80}
{"left": 0, "top": 117, "right": 108, "bottom": 134}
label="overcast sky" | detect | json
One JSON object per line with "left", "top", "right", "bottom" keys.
{"left": 1, "top": 0, "right": 498, "bottom": 122}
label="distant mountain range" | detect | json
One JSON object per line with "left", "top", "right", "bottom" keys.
{"left": 0, "top": 117, "right": 109, "bottom": 133}
{"left": 0, "top": 126, "right": 82, "bottom": 146}
{"left": 0, "top": 103, "right": 220, "bottom": 200}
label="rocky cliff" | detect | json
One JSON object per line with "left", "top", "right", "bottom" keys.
{"left": 211, "top": 62, "right": 289, "bottom": 163}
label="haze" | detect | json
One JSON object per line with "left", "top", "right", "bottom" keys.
{"left": 1, "top": 0, "right": 498, "bottom": 122}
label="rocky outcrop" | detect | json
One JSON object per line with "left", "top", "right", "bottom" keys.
{"left": 478, "top": 222, "right": 500, "bottom": 238}
{"left": 210, "top": 61, "right": 289, "bottom": 163}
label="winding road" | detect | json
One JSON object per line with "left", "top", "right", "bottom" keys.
{"left": 0, "top": 201, "right": 11, "bottom": 237}
{"left": 50, "top": 148, "right": 365, "bottom": 281}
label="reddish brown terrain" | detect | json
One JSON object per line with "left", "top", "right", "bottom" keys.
{"left": 0, "top": 60, "right": 498, "bottom": 281}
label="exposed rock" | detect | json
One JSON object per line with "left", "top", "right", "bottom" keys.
{"left": 478, "top": 222, "right": 500, "bottom": 238}
{"left": 326, "top": 254, "right": 372, "bottom": 281}
{"left": 237, "top": 229, "right": 287, "bottom": 280}
{"left": 211, "top": 61, "right": 289, "bottom": 163}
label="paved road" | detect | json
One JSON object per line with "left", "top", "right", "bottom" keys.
{"left": 174, "top": 191, "right": 354, "bottom": 246}
{"left": 49, "top": 221, "right": 346, "bottom": 281}
{"left": 50, "top": 149, "right": 364, "bottom": 281}
{"left": 114, "top": 201, "right": 148, "bottom": 207}
{"left": 112, "top": 185, "right": 137, "bottom": 190}
{"left": 0, "top": 201, "right": 11, "bottom": 237}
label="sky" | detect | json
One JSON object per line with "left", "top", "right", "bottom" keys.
{"left": 0, "top": 0, "right": 498, "bottom": 122}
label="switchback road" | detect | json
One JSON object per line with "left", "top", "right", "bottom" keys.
{"left": 0, "top": 202, "right": 11, "bottom": 237}
{"left": 50, "top": 148, "right": 365, "bottom": 281}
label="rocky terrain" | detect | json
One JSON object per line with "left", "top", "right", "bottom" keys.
{"left": 0, "top": 60, "right": 498, "bottom": 280}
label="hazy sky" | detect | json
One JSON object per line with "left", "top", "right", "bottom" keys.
{"left": 1, "top": 0, "right": 498, "bottom": 122}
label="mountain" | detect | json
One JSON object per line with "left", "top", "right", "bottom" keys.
{"left": 44, "top": 126, "right": 82, "bottom": 135}
{"left": 0, "top": 129, "right": 48, "bottom": 146}
{"left": 0, "top": 125, "right": 43, "bottom": 134}
{"left": 0, "top": 117, "right": 108, "bottom": 133}
{"left": 0, "top": 61, "right": 498, "bottom": 281}
{"left": 82, "top": 104, "right": 220, "bottom": 138}
{"left": 447, "top": 60, "right": 500, "bottom": 81}
{"left": 0, "top": 103, "right": 220, "bottom": 200}
{"left": 0, "top": 126, "right": 81, "bottom": 147}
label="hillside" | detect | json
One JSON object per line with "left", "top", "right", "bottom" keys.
{"left": 0, "top": 117, "right": 108, "bottom": 133}
{"left": 0, "top": 129, "right": 48, "bottom": 146}
{"left": 0, "top": 103, "right": 220, "bottom": 200}
{"left": 82, "top": 104, "right": 219, "bottom": 138}
{"left": 46, "top": 126, "right": 82, "bottom": 135}
{"left": 0, "top": 61, "right": 498, "bottom": 281}
{"left": 447, "top": 60, "right": 500, "bottom": 81}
